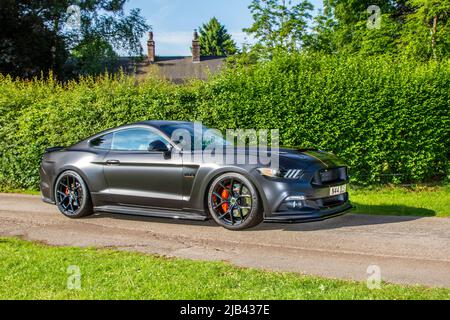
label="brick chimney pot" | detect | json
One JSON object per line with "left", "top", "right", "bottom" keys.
{"left": 147, "top": 31, "right": 156, "bottom": 63}
{"left": 192, "top": 30, "right": 201, "bottom": 63}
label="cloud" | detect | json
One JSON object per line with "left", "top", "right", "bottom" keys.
{"left": 142, "top": 31, "right": 257, "bottom": 56}
{"left": 155, "top": 31, "right": 193, "bottom": 46}
{"left": 146, "top": 0, "right": 178, "bottom": 26}
{"left": 230, "top": 31, "right": 256, "bottom": 46}
{"left": 155, "top": 30, "right": 255, "bottom": 47}
{"left": 150, "top": 31, "right": 193, "bottom": 56}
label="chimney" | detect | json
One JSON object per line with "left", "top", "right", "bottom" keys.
{"left": 147, "top": 31, "right": 156, "bottom": 63}
{"left": 192, "top": 30, "right": 200, "bottom": 63}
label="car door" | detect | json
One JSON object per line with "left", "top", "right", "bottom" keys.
{"left": 103, "top": 126, "right": 183, "bottom": 210}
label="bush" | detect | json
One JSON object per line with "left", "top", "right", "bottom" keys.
{"left": 0, "top": 55, "right": 448, "bottom": 190}
{"left": 200, "top": 54, "right": 450, "bottom": 185}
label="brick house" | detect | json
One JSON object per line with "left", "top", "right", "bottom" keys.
{"left": 145, "top": 30, "right": 226, "bottom": 83}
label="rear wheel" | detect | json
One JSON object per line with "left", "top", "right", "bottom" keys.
{"left": 207, "top": 173, "right": 263, "bottom": 230}
{"left": 54, "top": 171, "right": 93, "bottom": 218}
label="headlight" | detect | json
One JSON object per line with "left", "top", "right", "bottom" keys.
{"left": 257, "top": 168, "right": 282, "bottom": 178}
{"left": 257, "top": 168, "right": 305, "bottom": 179}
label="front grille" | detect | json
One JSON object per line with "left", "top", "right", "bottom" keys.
{"left": 313, "top": 167, "right": 348, "bottom": 185}
{"left": 317, "top": 193, "right": 348, "bottom": 208}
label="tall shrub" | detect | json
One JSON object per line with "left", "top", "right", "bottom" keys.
{"left": 197, "top": 54, "right": 449, "bottom": 184}
{"left": 0, "top": 55, "right": 448, "bottom": 190}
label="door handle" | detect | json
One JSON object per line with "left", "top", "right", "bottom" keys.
{"left": 106, "top": 159, "right": 120, "bottom": 165}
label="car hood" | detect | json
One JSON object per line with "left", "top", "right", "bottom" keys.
{"left": 276, "top": 148, "right": 347, "bottom": 169}
{"left": 191, "top": 147, "right": 347, "bottom": 171}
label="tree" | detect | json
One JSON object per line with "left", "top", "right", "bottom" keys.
{"left": 315, "top": 0, "right": 400, "bottom": 56}
{"left": 0, "top": 0, "right": 66, "bottom": 77}
{"left": 304, "top": 0, "right": 450, "bottom": 60}
{"left": 0, "top": 0, "right": 149, "bottom": 78}
{"left": 304, "top": 6, "right": 337, "bottom": 54}
{"left": 244, "top": 0, "right": 314, "bottom": 52}
{"left": 402, "top": 0, "right": 450, "bottom": 60}
{"left": 198, "top": 17, "right": 238, "bottom": 56}
{"left": 70, "top": 35, "right": 118, "bottom": 76}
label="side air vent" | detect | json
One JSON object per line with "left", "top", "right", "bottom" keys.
{"left": 283, "top": 169, "right": 305, "bottom": 180}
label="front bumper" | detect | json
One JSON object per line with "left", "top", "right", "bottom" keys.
{"left": 254, "top": 171, "right": 353, "bottom": 223}
{"left": 264, "top": 202, "right": 353, "bottom": 223}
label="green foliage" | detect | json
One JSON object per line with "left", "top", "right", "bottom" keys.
{"left": 0, "top": 55, "right": 449, "bottom": 190}
{"left": 244, "top": 0, "right": 314, "bottom": 53}
{"left": 307, "top": 1, "right": 401, "bottom": 57}
{"left": 0, "top": 0, "right": 67, "bottom": 78}
{"left": 402, "top": 0, "right": 450, "bottom": 60}
{"left": 198, "top": 17, "right": 238, "bottom": 56}
{"left": 70, "top": 35, "right": 118, "bottom": 76}
{"left": 0, "top": 1, "right": 150, "bottom": 78}
{"left": 305, "top": 0, "right": 450, "bottom": 61}
{"left": 303, "top": 7, "right": 337, "bottom": 54}
{"left": 204, "top": 54, "right": 449, "bottom": 185}
{"left": 77, "top": 7, "right": 150, "bottom": 57}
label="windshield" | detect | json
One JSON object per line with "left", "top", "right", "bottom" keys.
{"left": 159, "top": 123, "right": 231, "bottom": 151}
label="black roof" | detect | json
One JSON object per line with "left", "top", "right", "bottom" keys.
{"left": 118, "top": 56, "right": 226, "bottom": 84}
{"left": 140, "top": 120, "right": 193, "bottom": 128}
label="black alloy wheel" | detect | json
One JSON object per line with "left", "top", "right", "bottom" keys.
{"left": 208, "top": 173, "right": 263, "bottom": 230}
{"left": 55, "top": 171, "right": 93, "bottom": 218}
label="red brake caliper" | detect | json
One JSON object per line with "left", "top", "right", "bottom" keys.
{"left": 221, "top": 188, "right": 229, "bottom": 212}
{"left": 65, "top": 187, "right": 69, "bottom": 195}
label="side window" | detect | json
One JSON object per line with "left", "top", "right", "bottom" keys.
{"left": 90, "top": 133, "right": 113, "bottom": 150}
{"left": 110, "top": 128, "right": 169, "bottom": 151}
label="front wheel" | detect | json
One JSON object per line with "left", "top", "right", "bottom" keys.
{"left": 54, "top": 171, "right": 94, "bottom": 219}
{"left": 207, "top": 173, "right": 263, "bottom": 230}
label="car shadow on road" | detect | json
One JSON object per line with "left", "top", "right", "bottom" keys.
{"left": 85, "top": 212, "right": 218, "bottom": 228}
{"left": 351, "top": 202, "right": 436, "bottom": 217}
{"left": 85, "top": 204, "right": 434, "bottom": 232}
{"left": 253, "top": 204, "right": 435, "bottom": 232}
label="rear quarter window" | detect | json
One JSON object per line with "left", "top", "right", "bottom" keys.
{"left": 90, "top": 133, "right": 113, "bottom": 150}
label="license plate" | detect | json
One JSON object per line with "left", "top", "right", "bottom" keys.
{"left": 330, "top": 184, "right": 347, "bottom": 196}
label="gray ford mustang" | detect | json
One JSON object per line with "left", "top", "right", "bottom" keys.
{"left": 40, "top": 121, "right": 352, "bottom": 230}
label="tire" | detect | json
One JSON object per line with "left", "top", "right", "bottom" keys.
{"left": 54, "top": 170, "right": 94, "bottom": 219}
{"left": 207, "top": 172, "right": 263, "bottom": 230}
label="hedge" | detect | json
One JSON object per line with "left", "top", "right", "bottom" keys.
{"left": 0, "top": 54, "right": 449, "bottom": 190}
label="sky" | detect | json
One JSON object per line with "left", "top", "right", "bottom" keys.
{"left": 124, "top": 0, "right": 324, "bottom": 56}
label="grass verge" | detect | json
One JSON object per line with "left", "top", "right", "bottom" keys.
{"left": 0, "top": 237, "right": 449, "bottom": 300}
{"left": 350, "top": 185, "right": 449, "bottom": 217}
{"left": 0, "top": 187, "right": 40, "bottom": 195}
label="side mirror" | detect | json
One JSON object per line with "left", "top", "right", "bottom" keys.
{"left": 148, "top": 140, "right": 170, "bottom": 153}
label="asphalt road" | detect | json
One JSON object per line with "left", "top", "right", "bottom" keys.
{"left": 1, "top": 193, "right": 449, "bottom": 288}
